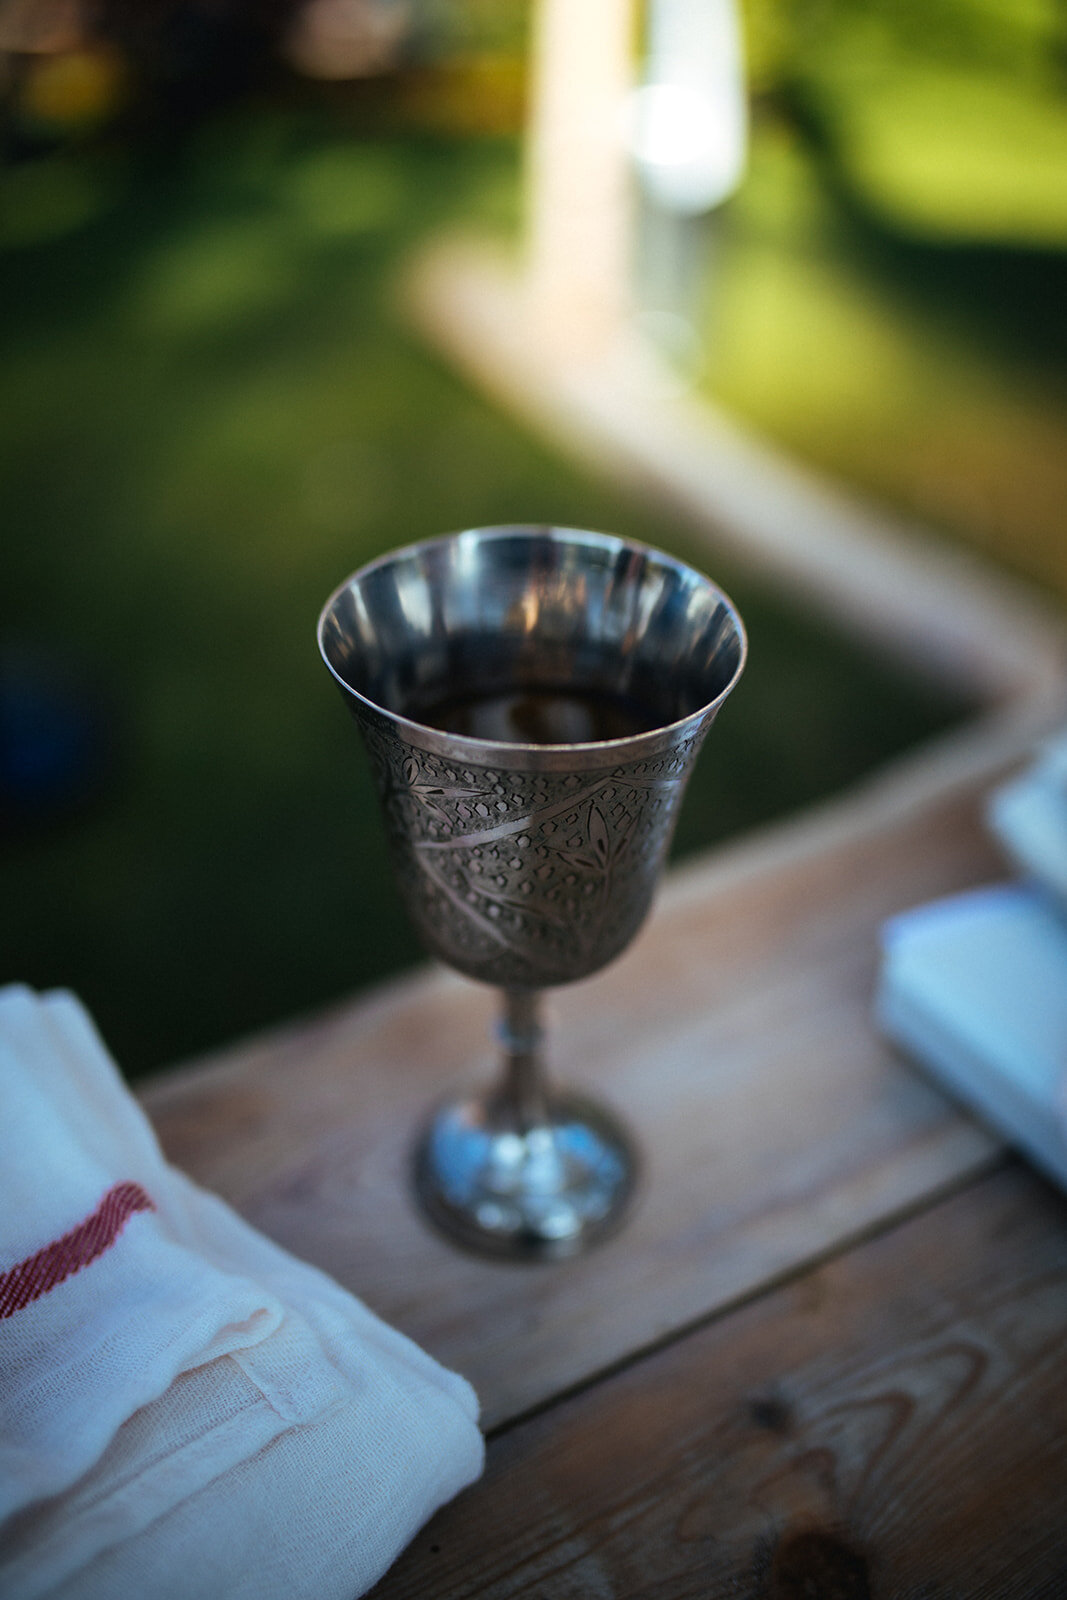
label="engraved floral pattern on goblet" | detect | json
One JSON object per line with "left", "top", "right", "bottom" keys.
{"left": 359, "top": 711, "right": 704, "bottom": 991}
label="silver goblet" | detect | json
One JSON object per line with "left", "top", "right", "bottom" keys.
{"left": 318, "top": 526, "right": 746, "bottom": 1261}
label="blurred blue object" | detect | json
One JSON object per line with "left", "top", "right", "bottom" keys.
{"left": 987, "top": 729, "right": 1067, "bottom": 911}
{"left": 0, "top": 644, "right": 117, "bottom": 831}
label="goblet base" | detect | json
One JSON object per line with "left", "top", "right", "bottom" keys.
{"left": 413, "top": 1090, "right": 639, "bottom": 1262}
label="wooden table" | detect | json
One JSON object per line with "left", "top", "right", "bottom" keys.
{"left": 141, "top": 718, "right": 1067, "bottom": 1598}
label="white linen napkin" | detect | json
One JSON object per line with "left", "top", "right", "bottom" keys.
{"left": 0, "top": 985, "right": 484, "bottom": 1600}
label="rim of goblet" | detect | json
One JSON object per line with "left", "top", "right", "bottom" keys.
{"left": 317, "top": 525, "right": 747, "bottom": 769}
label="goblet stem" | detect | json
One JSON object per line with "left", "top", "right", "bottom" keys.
{"left": 413, "top": 987, "right": 639, "bottom": 1261}
{"left": 495, "top": 989, "right": 550, "bottom": 1133}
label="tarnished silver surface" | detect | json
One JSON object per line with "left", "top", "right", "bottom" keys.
{"left": 354, "top": 712, "right": 704, "bottom": 990}
{"left": 318, "top": 526, "right": 746, "bottom": 1259}
{"left": 319, "top": 525, "right": 745, "bottom": 990}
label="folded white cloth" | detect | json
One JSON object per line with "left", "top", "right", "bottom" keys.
{"left": 0, "top": 986, "right": 484, "bottom": 1599}
{"left": 876, "top": 885, "right": 1067, "bottom": 1192}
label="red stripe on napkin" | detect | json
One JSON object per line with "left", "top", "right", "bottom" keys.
{"left": 0, "top": 1181, "right": 156, "bottom": 1319}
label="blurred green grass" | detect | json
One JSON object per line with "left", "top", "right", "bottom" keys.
{"left": 700, "top": 118, "right": 1067, "bottom": 598}
{"left": 0, "top": 110, "right": 965, "bottom": 1077}
{"left": 717, "top": 0, "right": 1067, "bottom": 600}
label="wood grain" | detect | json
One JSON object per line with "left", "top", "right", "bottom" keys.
{"left": 372, "top": 1165, "right": 1067, "bottom": 1599}
{"left": 141, "top": 737, "right": 1025, "bottom": 1429}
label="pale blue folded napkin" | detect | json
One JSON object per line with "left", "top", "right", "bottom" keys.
{"left": 877, "top": 884, "right": 1067, "bottom": 1192}
{"left": 987, "top": 728, "right": 1067, "bottom": 909}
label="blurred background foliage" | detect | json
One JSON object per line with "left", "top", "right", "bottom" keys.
{"left": 1, "top": 0, "right": 1061, "bottom": 1075}
{"left": 708, "top": 0, "right": 1067, "bottom": 598}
